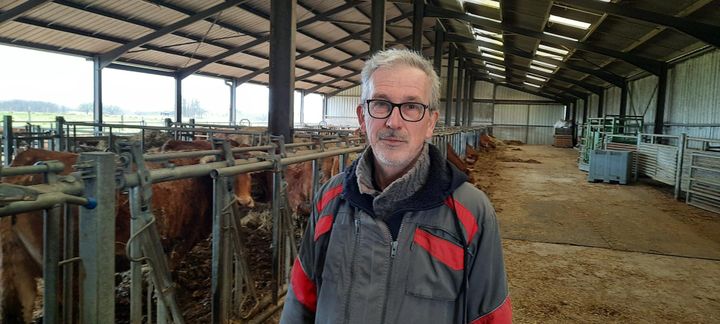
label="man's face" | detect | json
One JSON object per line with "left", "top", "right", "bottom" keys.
{"left": 357, "top": 65, "right": 439, "bottom": 173}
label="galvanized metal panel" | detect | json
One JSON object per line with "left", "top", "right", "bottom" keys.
{"left": 472, "top": 103, "right": 493, "bottom": 125}
{"left": 529, "top": 104, "right": 564, "bottom": 126}
{"left": 527, "top": 127, "right": 554, "bottom": 145}
{"left": 629, "top": 75, "right": 659, "bottom": 123}
{"left": 326, "top": 94, "right": 360, "bottom": 127}
{"left": 474, "top": 81, "right": 494, "bottom": 100}
{"left": 604, "top": 86, "right": 621, "bottom": 116}
{"left": 667, "top": 49, "right": 720, "bottom": 126}
{"left": 495, "top": 85, "right": 548, "bottom": 101}
{"left": 494, "top": 104, "right": 528, "bottom": 125}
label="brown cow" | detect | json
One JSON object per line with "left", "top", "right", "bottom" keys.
{"left": 160, "top": 139, "right": 255, "bottom": 208}
{"left": 446, "top": 143, "right": 475, "bottom": 183}
{"left": 0, "top": 142, "right": 249, "bottom": 322}
{"left": 466, "top": 143, "right": 479, "bottom": 164}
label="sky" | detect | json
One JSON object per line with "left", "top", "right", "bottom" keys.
{"left": 0, "top": 44, "right": 323, "bottom": 124}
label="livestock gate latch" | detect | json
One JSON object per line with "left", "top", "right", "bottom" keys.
{"left": 0, "top": 183, "right": 39, "bottom": 207}
{"left": 116, "top": 141, "right": 153, "bottom": 210}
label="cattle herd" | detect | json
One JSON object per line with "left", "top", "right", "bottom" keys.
{"left": 0, "top": 129, "right": 487, "bottom": 323}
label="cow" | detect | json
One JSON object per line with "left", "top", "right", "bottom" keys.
{"left": 160, "top": 139, "right": 255, "bottom": 208}
{"left": 446, "top": 143, "right": 475, "bottom": 183}
{"left": 0, "top": 140, "right": 254, "bottom": 322}
{"left": 466, "top": 143, "right": 479, "bottom": 164}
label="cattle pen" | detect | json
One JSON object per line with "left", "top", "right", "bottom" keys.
{"left": 0, "top": 119, "right": 485, "bottom": 323}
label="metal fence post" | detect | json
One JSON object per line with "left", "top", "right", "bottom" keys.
{"left": 3, "top": 115, "right": 13, "bottom": 166}
{"left": 675, "top": 133, "right": 687, "bottom": 200}
{"left": 77, "top": 152, "right": 116, "bottom": 323}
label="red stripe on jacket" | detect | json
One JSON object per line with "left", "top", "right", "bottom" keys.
{"left": 290, "top": 257, "right": 317, "bottom": 312}
{"left": 470, "top": 297, "right": 512, "bottom": 324}
{"left": 444, "top": 197, "right": 479, "bottom": 243}
{"left": 316, "top": 184, "right": 343, "bottom": 213}
{"left": 314, "top": 215, "right": 333, "bottom": 241}
{"left": 413, "top": 228, "right": 464, "bottom": 271}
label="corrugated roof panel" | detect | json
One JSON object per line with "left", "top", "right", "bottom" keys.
{"left": 90, "top": 0, "right": 187, "bottom": 26}
{"left": 200, "top": 62, "right": 252, "bottom": 78}
{"left": 296, "top": 33, "right": 324, "bottom": 52}
{"left": 177, "top": 20, "right": 255, "bottom": 48}
{"left": 124, "top": 49, "right": 192, "bottom": 68}
{"left": 224, "top": 52, "right": 267, "bottom": 69}
{"left": 171, "top": 0, "right": 226, "bottom": 13}
{"left": 219, "top": 6, "right": 270, "bottom": 35}
{"left": 33, "top": 3, "right": 153, "bottom": 40}
{"left": 300, "top": 22, "right": 352, "bottom": 44}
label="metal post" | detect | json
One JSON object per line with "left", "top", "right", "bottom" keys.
{"left": 675, "top": 133, "right": 687, "bottom": 200}
{"left": 444, "top": 45, "right": 455, "bottom": 127}
{"left": 299, "top": 90, "right": 306, "bottom": 126}
{"left": 655, "top": 64, "right": 668, "bottom": 134}
{"left": 77, "top": 152, "right": 116, "bottom": 323}
{"left": 412, "top": 0, "right": 424, "bottom": 51}
{"left": 597, "top": 91, "right": 604, "bottom": 118}
{"left": 454, "top": 55, "right": 464, "bottom": 126}
{"left": 371, "top": 0, "right": 386, "bottom": 53}
{"left": 43, "top": 204, "right": 62, "bottom": 323}
{"left": 433, "top": 22, "right": 443, "bottom": 74}
{"left": 3, "top": 115, "right": 13, "bottom": 166}
{"left": 175, "top": 77, "right": 183, "bottom": 123}
{"left": 55, "top": 116, "right": 65, "bottom": 151}
{"left": 269, "top": 0, "right": 296, "bottom": 143}
{"left": 93, "top": 57, "right": 103, "bottom": 135}
{"left": 229, "top": 79, "right": 238, "bottom": 126}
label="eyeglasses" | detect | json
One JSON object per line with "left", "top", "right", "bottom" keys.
{"left": 365, "top": 99, "right": 429, "bottom": 122}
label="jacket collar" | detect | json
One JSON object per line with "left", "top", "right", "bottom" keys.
{"left": 342, "top": 143, "right": 468, "bottom": 217}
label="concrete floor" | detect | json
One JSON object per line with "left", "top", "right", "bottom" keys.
{"left": 471, "top": 144, "right": 720, "bottom": 323}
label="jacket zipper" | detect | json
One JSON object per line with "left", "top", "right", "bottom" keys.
{"left": 343, "top": 218, "right": 361, "bottom": 323}
{"left": 379, "top": 219, "right": 405, "bottom": 324}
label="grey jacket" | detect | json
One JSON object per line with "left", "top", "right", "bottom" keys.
{"left": 280, "top": 144, "right": 511, "bottom": 323}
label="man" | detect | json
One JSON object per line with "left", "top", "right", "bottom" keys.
{"left": 280, "top": 49, "right": 511, "bottom": 323}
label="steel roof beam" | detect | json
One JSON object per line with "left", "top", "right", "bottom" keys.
{"left": 555, "top": 0, "right": 720, "bottom": 48}
{"left": 97, "top": 0, "right": 246, "bottom": 68}
{"left": 298, "top": 51, "right": 370, "bottom": 81}
{"left": 174, "top": 1, "right": 360, "bottom": 79}
{"left": 445, "top": 33, "right": 625, "bottom": 87}
{"left": 0, "top": 0, "right": 51, "bottom": 25}
{"left": 236, "top": 11, "right": 411, "bottom": 86}
{"left": 426, "top": 5, "right": 665, "bottom": 75}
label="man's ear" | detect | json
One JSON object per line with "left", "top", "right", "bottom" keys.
{"left": 425, "top": 109, "right": 439, "bottom": 139}
{"left": 356, "top": 104, "right": 367, "bottom": 134}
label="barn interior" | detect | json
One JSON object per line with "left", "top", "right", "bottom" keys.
{"left": 0, "top": 0, "right": 719, "bottom": 323}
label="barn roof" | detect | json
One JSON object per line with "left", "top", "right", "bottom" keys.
{"left": 1, "top": 0, "right": 718, "bottom": 101}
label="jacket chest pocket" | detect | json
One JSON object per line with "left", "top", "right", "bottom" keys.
{"left": 405, "top": 225, "right": 464, "bottom": 301}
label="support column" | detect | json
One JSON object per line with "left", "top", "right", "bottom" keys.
{"left": 228, "top": 79, "right": 237, "bottom": 125}
{"left": 412, "top": 0, "right": 424, "bottom": 51}
{"left": 467, "top": 77, "right": 476, "bottom": 126}
{"left": 597, "top": 91, "right": 604, "bottom": 118}
{"left": 299, "top": 90, "right": 306, "bottom": 126}
{"left": 444, "top": 45, "right": 455, "bottom": 127}
{"left": 654, "top": 64, "right": 668, "bottom": 134}
{"left": 620, "top": 82, "right": 628, "bottom": 117}
{"left": 371, "top": 0, "right": 386, "bottom": 54}
{"left": 454, "top": 54, "right": 464, "bottom": 126}
{"left": 462, "top": 72, "right": 471, "bottom": 126}
{"left": 269, "top": 0, "right": 296, "bottom": 142}
{"left": 78, "top": 152, "right": 116, "bottom": 324}
{"left": 572, "top": 100, "right": 578, "bottom": 146}
{"left": 433, "top": 22, "right": 443, "bottom": 74}
{"left": 175, "top": 77, "right": 182, "bottom": 123}
{"left": 92, "top": 57, "right": 103, "bottom": 134}
{"left": 582, "top": 96, "right": 589, "bottom": 138}
{"left": 565, "top": 101, "right": 572, "bottom": 120}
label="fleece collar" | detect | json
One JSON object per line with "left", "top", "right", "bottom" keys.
{"left": 342, "top": 143, "right": 468, "bottom": 218}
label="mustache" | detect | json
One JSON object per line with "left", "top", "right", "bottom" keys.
{"left": 378, "top": 130, "right": 407, "bottom": 141}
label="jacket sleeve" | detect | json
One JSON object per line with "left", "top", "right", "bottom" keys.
{"left": 465, "top": 192, "right": 512, "bottom": 324}
{"left": 280, "top": 180, "right": 342, "bottom": 323}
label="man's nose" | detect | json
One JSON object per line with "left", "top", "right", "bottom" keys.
{"left": 385, "top": 106, "right": 404, "bottom": 128}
